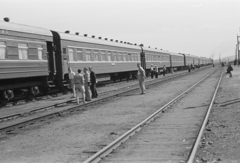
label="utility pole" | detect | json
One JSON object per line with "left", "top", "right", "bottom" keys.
{"left": 236, "top": 36, "right": 240, "bottom": 66}
{"left": 238, "top": 35, "right": 240, "bottom": 66}
{"left": 219, "top": 54, "right": 221, "bottom": 64}
{"left": 235, "top": 44, "right": 238, "bottom": 65}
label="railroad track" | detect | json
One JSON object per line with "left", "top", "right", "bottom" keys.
{"left": 4, "top": 78, "right": 131, "bottom": 108}
{"left": 0, "top": 67, "right": 212, "bottom": 141}
{"left": 82, "top": 68, "right": 223, "bottom": 163}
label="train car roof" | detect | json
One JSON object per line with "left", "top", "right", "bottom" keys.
{"left": 169, "top": 52, "right": 184, "bottom": 57}
{"left": 57, "top": 31, "right": 170, "bottom": 54}
{"left": 189, "top": 55, "right": 200, "bottom": 59}
{"left": 58, "top": 32, "right": 141, "bottom": 50}
{"left": 0, "top": 21, "right": 52, "bottom": 37}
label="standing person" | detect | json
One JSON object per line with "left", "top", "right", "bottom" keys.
{"left": 137, "top": 63, "right": 146, "bottom": 94}
{"left": 162, "top": 65, "right": 166, "bottom": 76}
{"left": 154, "top": 65, "right": 158, "bottom": 78}
{"left": 74, "top": 69, "right": 86, "bottom": 104}
{"left": 83, "top": 68, "right": 92, "bottom": 101}
{"left": 188, "top": 64, "right": 191, "bottom": 73}
{"left": 89, "top": 67, "right": 98, "bottom": 98}
{"left": 150, "top": 64, "right": 154, "bottom": 79}
{"left": 68, "top": 67, "right": 76, "bottom": 98}
{"left": 227, "top": 63, "right": 233, "bottom": 77}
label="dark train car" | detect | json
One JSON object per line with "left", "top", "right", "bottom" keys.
{"left": 0, "top": 20, "right": 53, "bottom": 105}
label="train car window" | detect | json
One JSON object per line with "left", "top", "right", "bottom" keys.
{"left": 111, "top": 52, "right": 115, "bottom": 61}
{"left": 118, "top": 53, "right": 122, "bottom": 61}
{"left": 76, "top": 48, "right": 83, "bottom": 61}
{"left": 123, "top": 54, "right": 126, "bottom": 61}
{"left": 94, "top": 50, "right": 99, "bottom": 61}
{"left": 68, "top": 48, "right": 74, "bottom": 61}
{"left": 107, "top": 51, "right": 111, "bottom": 61}
{"left": 101, "top": 51, "right": 106, "bottom": 61}
{"left": 37, "top": 45, "right": 43, "bottom": 60}
{"left": 131, "top": 54, "right": 134, "bottom": 61}
{"left": 145, "top": 54, "right": 148, "bottom": 61}
{"left": 85, "top": 49, "right": 91, "bottom": 61}
{"left": 18, "top": 43, "right": 28, "bottom": 60}
{"left": 0, "top": 41, "right": 6, "bottom": 59}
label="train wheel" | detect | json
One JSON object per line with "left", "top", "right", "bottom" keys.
{"left": 0, "top": 98, "right": 8, "bottom": 108}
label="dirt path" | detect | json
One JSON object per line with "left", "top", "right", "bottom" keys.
{"left": 0, "top": 68, "right": 215, "bottom": 163}
{"left": 196, "top": 66, "right": 240, "bottom": 163}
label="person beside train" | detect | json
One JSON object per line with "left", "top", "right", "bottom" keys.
{"left": 162, "top": 65, "right": 166, "bottom": 76}
{"left": 188, "top": 64, "right": 191, "bottom": 73}
{"left": 137, "top": 63, "right": 146, "bottom": 94}
{"left": 150, "top": 64, "right": 154, "bottom": 79}
{"left": 154, "top": 65, "right": 158, "bottom": 78}
{"left": 83, "top": 68, "right": 92, "bottom": 101}
{"left": 74, "top": 69, "right": 86, "bottom": 105}
{"left": 68, "top": 67, "right": 76, "bottom": 98}
{"left": 89, "top": 67, "right": 98, "bottom": 98}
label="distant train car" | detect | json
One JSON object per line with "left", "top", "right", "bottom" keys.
{"left": 191, "top": 55, "right": 200, "bottom": 67}
{"left": 169, "top": 52, "right": 184, "bottom": 70}
{"left": 183, "top": 54, "right": 194, "bottom": 67}
{"left": 0, "top": 20, "right": 53, "bottom": 106}
{"left": 144, "top": 48, "right": 171, "bottom": 74}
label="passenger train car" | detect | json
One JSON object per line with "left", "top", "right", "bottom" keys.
{"left": 0, "top": 19, "right": 212, "bottom": 106}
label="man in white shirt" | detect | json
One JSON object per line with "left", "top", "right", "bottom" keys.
{"left": 137, "top": 63, "right": 146, "bottom": 94}
{"left": 74, "top": 69, "right": 86, "bottom": 104}
{"left": 150, "top": 64, "right": 154, "bottom": 79}
{"left": 68, "top": 67, "right": 76, "bottom": 98}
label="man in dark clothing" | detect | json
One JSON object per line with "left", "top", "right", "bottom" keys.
{"left": 162, "top": 65, "right": 166, "bottom": 76}
{"left": 188, "top": 65, "right": 191, "bottom": 73}
{"left": 150, "top": 64, "right": 154, "bottom": 79}
{"left": 227, "top": 63, "right": 233, "bottom": 77}
{"left": 89, "top": 67, "right": 98, "bottom": 98}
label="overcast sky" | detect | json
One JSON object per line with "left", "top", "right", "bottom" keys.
{"left": 1, "top": 0, "right": 240, "bottom": 59}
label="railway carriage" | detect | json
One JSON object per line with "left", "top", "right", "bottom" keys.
{"left": 144, "top": 48, "right": 171, "bottom": 74}
{"left": 0, "top": 20, "right": 53, "bottom": 106}
{"left": 0, "top": 19, "right": 212, "bottom": 107}
{"left": 199, "top": 57, "right": 206, "bottom": 66}
{"left": 52, "top": 31, "right": 143, "bottom": 86}
{"left": 169, "top": 52, "right": 184, "bottom": 70}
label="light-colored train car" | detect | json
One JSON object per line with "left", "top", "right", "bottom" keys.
{"left": 0, "top": 20, "right": 52, "bottom": 104}
{"left": 169, "top": 52, "right": 184, "bottom": 69}
{"left": 144, "top": 48, "right": 170, "bottom": 70}
{"left": 183, "top": 54, "right": 194, "bottom": 66}
{"left": 52, "top": 31, "right": 143, "bottom": 83}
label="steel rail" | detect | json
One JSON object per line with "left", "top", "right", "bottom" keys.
{"left": 0, "top": 68, "right": 206, "bottom": 135}
{"left": 83, "top": 69, "right": 218, "bottom": 163}
{"left": 187, "top": 70, "right": 224, "bottom": 163}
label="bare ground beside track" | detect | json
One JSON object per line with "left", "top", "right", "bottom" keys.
{"left": 196, "top": 66, "right": 240, "bottom": 163}
{"left": 0, "top": 67, "right": 216, "bottom": 163}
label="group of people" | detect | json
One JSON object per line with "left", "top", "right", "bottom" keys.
{"left": 150, "top": 64, "right": 167, "bottom": 78}
{"left": 68, "top": 67, "right": 98, "bottom": 105}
